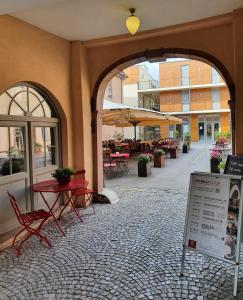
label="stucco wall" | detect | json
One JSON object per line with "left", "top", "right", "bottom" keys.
{"left": 0, "top": 15, "right": 72, "bottom": 166}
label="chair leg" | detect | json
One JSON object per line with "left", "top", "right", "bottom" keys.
{"left": 69, "top": 196, "right": 83, "bottom": 223}
{"left": 14, "top": 231, "right": 32, "bottom": 257}
{"left": 12, "top": 227, "right": 26, "bottom": 250}
{"left": 26, "top": 225, "right": 52, "bottom": 248}
{"left": 86, "top": 193, "right": 95, "bottom": 214}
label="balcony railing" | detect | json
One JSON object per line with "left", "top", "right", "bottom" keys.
{"left": 160, "top": 100, "right": 230, "bottom": 114}
{"left": 137, "top": 80, "right": 159, "bottom": 90}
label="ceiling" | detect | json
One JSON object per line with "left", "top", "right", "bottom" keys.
{"left": 1, "top": 0, "right": 243, "bottom": 41}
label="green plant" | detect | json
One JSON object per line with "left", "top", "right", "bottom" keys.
{"left": 1, "top": 158, "right": 24, "bottom": 175}
{"left": 138, "top": 153, "right": 153, "bottom": 163}
{"left": 173, "top": 130, "right": 180, "bottom": 139}
{"left": 218, "top": 161, "right": 226, "bottom": 171}
{"left": 154, "top": 149, "right": 165, "bottom": 156}
{"left": 52, "top": 167, "right": 74, "bottom": 180}
{"left": 113, "top": 131, "right": 124, "bottom": 141}
{"left": 214, "top": 131, "right": 232, "bottom": 141}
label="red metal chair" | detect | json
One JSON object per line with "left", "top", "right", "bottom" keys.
{"left": 7, "top": 192, "right": 52, "bottom": 256}
{"left": 72, "top": 170, "right": 96, "bottom": 214}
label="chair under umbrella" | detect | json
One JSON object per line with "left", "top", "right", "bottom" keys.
{"left": 102, "top": 100, "right": 182, "bottom": 140}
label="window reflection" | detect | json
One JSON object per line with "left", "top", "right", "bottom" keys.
{"left": 34, "top": 127, "right": 45, "bottom": 168}
{"left": 0, "top": 127, "right": 25, "bottom": 176}
{"left": 34, "top": 127, "right": 56, "bottom": 169}
{"left": 0, "top": 86, "right": 55, "bottom": 118}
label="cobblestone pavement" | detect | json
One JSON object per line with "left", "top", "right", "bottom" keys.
{"left": 0, "top": 188, "right": 243, "bottom": 300}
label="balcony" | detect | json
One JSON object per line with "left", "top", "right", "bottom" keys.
{"left": 138, "top": 76, "right": 226, "bottom": 93}
{"left": 160, "top": 100, "right": 230, "bottom": 115}
{"left": 137, "top": 80, "right": 159, "bottom": 90}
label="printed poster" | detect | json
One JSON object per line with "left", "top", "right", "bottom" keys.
{"left": 185, "top": 173, "right": 241, "bottom": 262}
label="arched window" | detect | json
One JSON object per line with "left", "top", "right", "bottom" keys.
{"left": 0, "top": 85, "right": 55, "bottom": 118}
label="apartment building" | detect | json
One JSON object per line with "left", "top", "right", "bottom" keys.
{"left": 139, "top": 59, "right": 231, "bottom": 143}
{"left": 102, "top": 64, "right": 160, "bottom": 140}
{"left": 102, "top": 72, "right": 127, "bottom": 140}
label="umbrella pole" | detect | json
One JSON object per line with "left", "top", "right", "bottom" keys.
{"left": 130, "top": 121, "right": 140, "bottom": 141}
{"left": 134, "top": 124, "right": 137, "bottom": 141}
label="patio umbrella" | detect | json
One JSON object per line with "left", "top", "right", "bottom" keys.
{"left": 102, "top": 100, "right": 182, "bottom": 140}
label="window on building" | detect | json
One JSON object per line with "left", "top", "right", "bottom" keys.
{"left": 107, "top": 81, "right": 112, "bottom": 98}
{"left": 211, "top": 68, "right": 220, "bottom": 84}
{"left": 212, "top": 88, "right": 220, "bottom": 110}
{"left": 181, "top": 65, "right": 189, "bottom": 86}
{"left": 181, "top": 90, "right": 190, "bottom": 112}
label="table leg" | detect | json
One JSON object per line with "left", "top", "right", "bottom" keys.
{"left": 58, "top": 191, "right": 83, "bottom": 223}
{"left": 39, "top": 192, "right": 65, "bottom": 236}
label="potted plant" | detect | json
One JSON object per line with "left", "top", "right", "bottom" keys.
{"left": 184, "top": 132, "right": 191, "bottom": 150}
{"left": 218, "top": 160, "right": 226, "bottom": 174}
{"left": 210, "top": 150, "right": 222, "bottom": 173}
{"left": 137, "top": 153, "right": 152, "bottom": 177}
{"left": 169, "top": 145, "right": 178, "bottom": 159}
{"left": 154, "top": 149, "right": 165, "bottom": 168}
{"left": 52, "top": 167, "right": 74, "bottom": 185}
{"left": 182, "top": 143, "right": 188, "bottom": 153}
{"left": 34, "top": 142, "right": 43, "bottom": 153}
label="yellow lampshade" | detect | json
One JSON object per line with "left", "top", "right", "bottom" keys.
{"left": 126, "top": 14, "right": 140, "bottom": 35}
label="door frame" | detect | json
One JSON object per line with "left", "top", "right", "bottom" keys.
{"left": 0, "top": 120, "right": 31, "bottom": 211}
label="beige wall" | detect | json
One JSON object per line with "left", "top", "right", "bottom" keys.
{"left": 102, "top": 75, "right": 124, "bottom": 141}
{"left": 0, "top": 15, "right": 72, "bottom": 167}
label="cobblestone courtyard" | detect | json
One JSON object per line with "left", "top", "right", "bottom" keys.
{"left": 0, "top": 187, "right": 243, "bottom": 299}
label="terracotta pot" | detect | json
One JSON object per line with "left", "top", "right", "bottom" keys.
{"left": 154, "top": 154, "right": 165, "bottom": 168}
{"left": 138, "top": 161, "right": 151, "bottom": 177}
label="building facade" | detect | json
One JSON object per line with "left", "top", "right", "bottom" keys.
{"left": 102, "top": 72, "right": 126, "bottom": 140}
{"left": 139, "top": 59, "right": 231, "bottom": 143}
{"left": 102, "top": 64, "right": 160, "bottom": 140}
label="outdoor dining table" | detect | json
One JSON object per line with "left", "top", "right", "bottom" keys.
{"left": 32, "top": 178, "right": 89, "bottom": 235}
{"left": 110, "top": 153, "right": 130, "bottom": 159}
{"left": 109, "top": 153, "right": 130, "bottom": 174}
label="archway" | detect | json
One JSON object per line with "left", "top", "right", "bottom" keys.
{"left": 92, "top": 48, "right": 235, "bottom": 192}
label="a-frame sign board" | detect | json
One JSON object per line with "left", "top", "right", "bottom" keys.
{"left": 181, "top": 172, "right": 243, "bottom": 297}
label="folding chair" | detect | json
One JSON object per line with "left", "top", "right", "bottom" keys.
{"left": 72, "top": 170, "right": 96, "bottom": 214}
{"left": 103, "top": 154, "right": 117, "bottom": 178}
{"left": 7, "top": 192, "right": 52, "bottom": 256}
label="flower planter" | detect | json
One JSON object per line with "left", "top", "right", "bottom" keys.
{"left": 154, "top": 154, "right": 165, "bottom": 168}
{"left": 170, "top": 148, "right": 178, "bottom": 159}
{"left": 138, "top": 161, "right": 151, "bottom": 177}
{"left": 182, "top": 144, "right": 188, "bottom": 153}
{"left": 210, "top": 158, "right": 221, "bottom": 173}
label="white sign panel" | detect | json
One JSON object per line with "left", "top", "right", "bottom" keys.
{"left": 185, "top": 173, "right": 241, "bottom": 263}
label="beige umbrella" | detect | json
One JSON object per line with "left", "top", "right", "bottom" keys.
{"left": 103, "top": 100, "right": 182, "bottom": 140}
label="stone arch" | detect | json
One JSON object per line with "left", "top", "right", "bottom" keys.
{"left": 92, "top": 48, "right": 235, "bottom": 192}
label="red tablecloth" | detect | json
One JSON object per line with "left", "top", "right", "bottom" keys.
{"left": 32, "top": 179, "right": 88, "bottom": 193}
{"left": 110, "top": 153, "right": 130, "bottom": 159}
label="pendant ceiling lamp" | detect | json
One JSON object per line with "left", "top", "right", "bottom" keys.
{"left": 126, "top": 8, "right": 140, "bottom": 35}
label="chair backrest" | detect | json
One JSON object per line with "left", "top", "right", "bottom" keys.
{"left": 74, "top": 169, "right": 86, "bottom": 179}
{"left": 7, "top": 192, "right": 24, "bottom": 225}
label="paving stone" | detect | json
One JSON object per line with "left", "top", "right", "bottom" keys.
{"left": 0, "top": 187, "right": 243, "bottom": 299}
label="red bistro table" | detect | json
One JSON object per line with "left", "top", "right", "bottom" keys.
{"left": 32, "top": 179, "right": 89, "bottom": 235}
{"left": 110, "top": 153, "right": 130, "bottom": 159}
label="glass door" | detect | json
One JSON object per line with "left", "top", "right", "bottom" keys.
{"left": 31, "top": 122, "right": 59, "bottom": 210}
{"left": 205, "top": 123, "right": 213, "bottom": 144}
{"left": 0, "top": 121, "right": 30, "bottom": 234}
